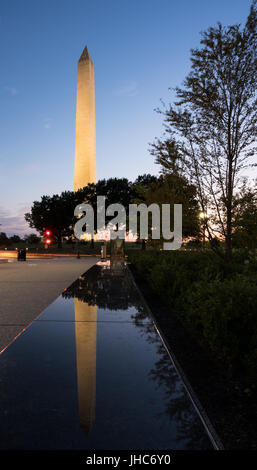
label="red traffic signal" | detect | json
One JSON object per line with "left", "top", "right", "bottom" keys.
{"left": 44, "top": 229, "right": 52, "bottom": 248}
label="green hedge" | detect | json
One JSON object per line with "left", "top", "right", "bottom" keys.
{"left": 128, "top": 250, "right": 257, "bottom": 386}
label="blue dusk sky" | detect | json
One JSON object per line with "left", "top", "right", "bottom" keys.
{"left": 0, "top": 0, "right": 253, "bottom": 235}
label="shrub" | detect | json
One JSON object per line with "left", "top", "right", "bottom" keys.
{"left": 128, "top": 250, "right": 257, "bottom": 386}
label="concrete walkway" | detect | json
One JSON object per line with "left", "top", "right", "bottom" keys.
{"left": 0, "top": 257, "right": 98, "bottom": 352}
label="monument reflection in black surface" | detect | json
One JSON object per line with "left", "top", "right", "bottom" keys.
{"left": 62, "top": 259, "right": 214, "bottom": 449}
{"left": 72, "top": 241, "right": 126, "bottom": 436}
{"left": 74, "top": 298, "right": 97, "bottom": 435}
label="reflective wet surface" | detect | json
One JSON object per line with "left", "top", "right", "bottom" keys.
{"left": 0, "top": 260, "right": 213, "bottom": 449}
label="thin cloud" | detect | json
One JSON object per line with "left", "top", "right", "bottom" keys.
{"left": 43, "top": 117, "right": 52, "bottom": 129}
{"left": 0, "top": 207, "right": 10, "bottom": 219}
{"left": 0, "top": 205, "right": 35, "bottom": 236}
{"left": 4, "top": 86, "right": 18, "bottom": 96}
{"left": 16, "top": 163, "right": 42, "bottom": 176}
{"left": 113, "top": 80, "right": 138, "bottom": 97}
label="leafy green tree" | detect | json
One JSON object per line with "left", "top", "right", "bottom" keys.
{"left": 9, "top": 234, "right": 22, "bottom": 243}
{"left": 153, "top": 1, "right": 257, "bottom": 260}
{"left": 0, "top": 232, "right": 10, "bottom": 247}
{"left": 25, "top": 191, "right": 76, "bottom": 248}
{"left": 131, "top": 174, "right": 200, "bottom": 245}
{"left": 97, "top": 178, "right": 133, "bottom": 211}
{"left": 133, "top": 174, "right": 158, "bottom": 187}
{"left": 25, "top": 174, "right": 199, "bottom": 246}
{"left": 24, "top": 233, "right": 41, "bottom": 245}
{"left": 150, "top": 139, "right": 185, "bottom": 176}
{"left": 73, "top": 178, "right": 133, "bottom": 232}
{"left": 233, "top": 180, "right": 257, "bottom": 249}
{"left": 25, "top": 178, "right": 137, "bottom": 245}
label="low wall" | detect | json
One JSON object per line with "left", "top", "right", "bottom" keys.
{"left": 0, "top": 250, "right": 100, "bottom": 259}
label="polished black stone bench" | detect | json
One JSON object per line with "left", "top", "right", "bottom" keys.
{"left": 0, "top": 260, "right": 217, "bottom": 450}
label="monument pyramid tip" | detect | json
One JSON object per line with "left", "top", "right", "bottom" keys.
{"left": 79, "top": 46, "right": 92, "bottom": 63}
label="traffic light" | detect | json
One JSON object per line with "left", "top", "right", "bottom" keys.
{"left": 44, "top": 230, "right": 52, "bottom": 248}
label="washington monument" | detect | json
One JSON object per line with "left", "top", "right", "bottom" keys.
{"left": 74, "top": 46, "right": 96, "bottom": 191}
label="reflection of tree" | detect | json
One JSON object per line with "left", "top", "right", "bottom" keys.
{"left": 130, "top": 281, "right": 213, "bottom": 448}
{"left": 134, "top": 318, "right": 212, "bottom": 449}
{"left": 63, "top": 262, "right": 212, "bottom": 449}
{"left": 150, "top": 341, "right": 211, "bottom": 449}
{"left": 62, "top": 264, "right": 142, "bottom": 311}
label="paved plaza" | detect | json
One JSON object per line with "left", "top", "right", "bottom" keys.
{"left": 0, "top": 257, "right": 98, "bottom": 352}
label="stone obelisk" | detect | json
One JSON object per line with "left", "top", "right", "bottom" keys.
{"left": 74, "top": 46, "right": 96, "bottom": 191}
